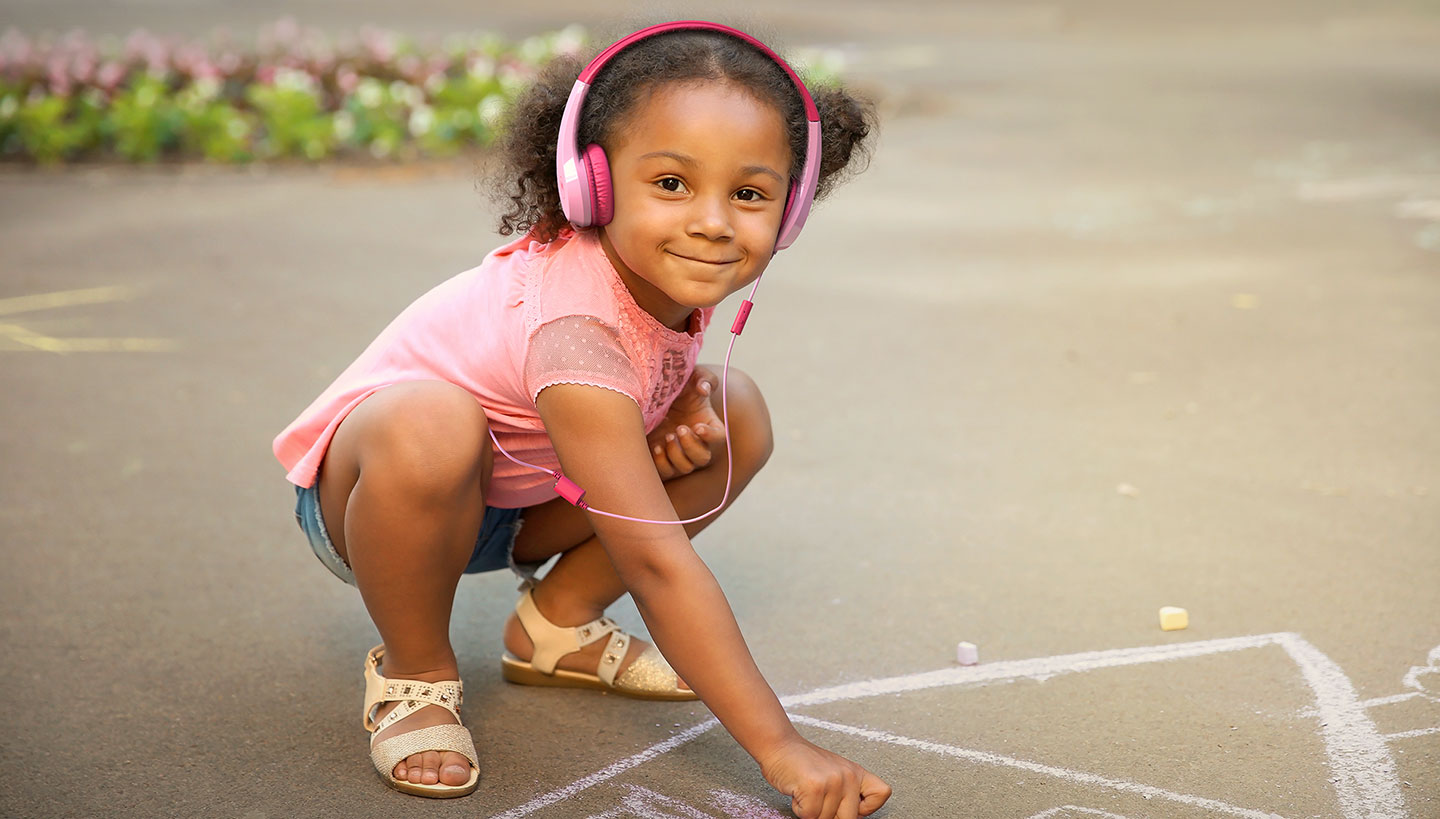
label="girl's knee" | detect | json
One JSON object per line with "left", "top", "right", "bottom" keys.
{"left": 716, "top": 368, "right": 774, "bottom": 472}
{"left": 355, "top": 381, "right": 493, "bottom": 496}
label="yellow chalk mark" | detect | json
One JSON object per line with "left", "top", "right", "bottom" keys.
{"left": 0, "top": 286, "right": 136, "bottom": 317}
{"left": 0, "top": 323, "right": 65, "bottom": 352}
{"left": 0, "top": 323, "right": 175, "bottom": 354}
{"left": 48, "top": 337, "right": 177, "bottom": 353}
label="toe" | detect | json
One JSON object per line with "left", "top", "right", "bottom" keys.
{"left": 420, "top": 750, "right": 442, "bottom": 784}
{"left": 405, "top": 752, "right": 427, "bottom": 784}
{"left": 440, "top": 751, "right": 472, "bottom": 786}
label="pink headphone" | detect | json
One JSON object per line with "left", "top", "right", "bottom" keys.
{"left": 554, "top": 20, "right": 822, "bottom": 252}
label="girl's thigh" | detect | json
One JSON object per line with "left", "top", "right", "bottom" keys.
{"left": 317, "top": 380, "right": 494, "bottom": 563}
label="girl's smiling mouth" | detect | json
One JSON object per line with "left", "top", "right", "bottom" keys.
{"left": 668, "top": 251, "right": 741, "bottom": 265}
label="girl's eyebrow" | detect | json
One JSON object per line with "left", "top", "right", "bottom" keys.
{"left": 639, "top": 150, "right": 785, "bottom": 184}
{"left": 740, "top": 165, "right": 786, "bottom": 184}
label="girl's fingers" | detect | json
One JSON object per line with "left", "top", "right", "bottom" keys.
{"left": 789, "top": 792, "right": 816, "bottom": 819}
{"left": 677, "top": 425, "right": 711, "bottom": 466}
{"left": 652, "top": 443, "right": 676, "bottom": 480}
{"left": 693, "top": 420, "right": 725, "bottom": 446}
{"left": 838, "top": 786, "right": 861, "bottom": 819}
{"left": 857, "top": 772, "right": 892, "bottom": 815}
{"left": 663, "top": 432, "right": 693, "bottom": 473}
{"left": 819, "top": 786, "right": 843, "bottom": 819}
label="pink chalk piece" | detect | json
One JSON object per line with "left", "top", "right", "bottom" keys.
{"left": 956, "top": 641, "right": 979, "bottom": 666}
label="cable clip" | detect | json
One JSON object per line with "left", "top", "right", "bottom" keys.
{"left": 553, "top": 472, "right": 588, "bottom": 509}
{"left": 730, "top": 299, "right": 754, "bottom": 335}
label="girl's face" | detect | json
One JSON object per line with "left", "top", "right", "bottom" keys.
{"left": 598, "top": 80, "right": 792, "bottom": 331}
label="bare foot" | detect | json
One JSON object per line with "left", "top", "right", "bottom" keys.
{"left": 370, "top": 663, "right": 475, "bottom": 787}
{"left": 503, "top": 606, "right": 692, "bottom": 692}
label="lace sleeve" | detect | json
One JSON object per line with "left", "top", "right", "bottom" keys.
{"left": 524, "top": 315, "right": 643, "bottom": 407}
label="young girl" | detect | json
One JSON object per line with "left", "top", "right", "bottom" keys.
{"left": 273, "top": 20, "right": 888, "bottom": 818}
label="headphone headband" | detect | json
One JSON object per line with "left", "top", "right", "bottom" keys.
{"left": 555, "top": 21, "right": 821, "bottom": 251}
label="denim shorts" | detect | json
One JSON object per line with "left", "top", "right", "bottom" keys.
{"left": 292, "top": 483, "right": 542, "bottom": 586}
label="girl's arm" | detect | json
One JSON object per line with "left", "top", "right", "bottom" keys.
{"left": 536, "top": 382, "right": 795, "bottom": 755}
{"left": 538, "top": 382, "right": 891, "bottom": 817}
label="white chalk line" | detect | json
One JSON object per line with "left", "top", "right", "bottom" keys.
{"left": 489, "top": 633, "right": 1404, "bottom": 819}
{"left": 1385, "top": 726, "right": 1440, "bottom": 741}
{"left": 1027, "top": 806, "right": 1137, "bottom": 819}
{"left": 487, "top": 719, "right": 720, "bottom": 819}
{"left": 1299, "top": 690, "right": 1424, "bottom": 717}
{"left": 707, "top": 787, "right": 790, "bottom": 818}
{"left": 778, "top": 633, "right": 1278, "bottom": 708}
{"left": 584, "top": 784, "right": 716, "bottom": 819}
{"left": 1361, "top": 692, "right": 1420, "bottom": 709}
{"left": 1273, "top": 633, "right": 1405, "bottom": 818}
{"left": 583, "top": 785, "right": 788, "bottom": 819}
{"left": 790, "top": 714, "right": 1281, "bottom": 819}
{"left": 1401, "top": 646, "right": 1440, "bottom": 697}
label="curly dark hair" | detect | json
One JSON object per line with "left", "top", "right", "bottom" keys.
{"left": 492, "top": 26, "right": 877, "bottom": 243}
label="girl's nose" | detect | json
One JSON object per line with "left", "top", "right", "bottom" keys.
{"left": 685, "top": 196, "right": 734, "bottom": 241}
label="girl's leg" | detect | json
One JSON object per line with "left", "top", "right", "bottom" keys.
{"left": 504, "top": 368, "right": 774, "bottom": 680}
{"left": 318, "top": 381, "right": 493, "bottom": 788}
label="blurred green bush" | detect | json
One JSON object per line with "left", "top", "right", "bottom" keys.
{"left": 0, "top": 21, "right": 845, "bottom": 165}
{"left": 0, "top": 21, "right": 588, "bottom": 164}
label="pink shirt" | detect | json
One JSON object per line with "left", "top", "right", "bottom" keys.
{"left": 272, "top": 229, "right": 713, "bottom": 508}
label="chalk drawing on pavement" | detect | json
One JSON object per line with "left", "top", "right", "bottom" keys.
{"left": 490, "top": 633, "right": 1425, "bottom": 819}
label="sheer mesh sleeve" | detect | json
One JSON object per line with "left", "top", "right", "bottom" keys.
{"left": 524, "top": 315, "right": 643, "bottom": 407}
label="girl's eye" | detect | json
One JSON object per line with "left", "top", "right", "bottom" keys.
{"left": 658, "top": 177, "right": 686, "bottom": 193}
{"left": 735, "top": 188, "right": 762, "bottom": 202}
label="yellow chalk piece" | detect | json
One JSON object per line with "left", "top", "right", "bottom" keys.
{"left": 1159, "top": 606, "right": 1189, "bottom": 631}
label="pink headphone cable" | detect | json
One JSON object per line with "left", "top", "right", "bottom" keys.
{"left": 486, "top": 274, "right": 764, "bottom": 525}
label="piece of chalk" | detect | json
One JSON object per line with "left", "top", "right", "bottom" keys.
{"left": 1159, "top": 606, "right": 1189, "bottom": 631}
{"left": 956, "top": 641, "right": 979, "bottom": 665}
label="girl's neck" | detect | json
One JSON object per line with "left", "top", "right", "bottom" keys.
{"left": 596, "top": 229, "right": 694, "bottom": 333}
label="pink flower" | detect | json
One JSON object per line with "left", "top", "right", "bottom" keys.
{"left": 190, "top": 57, "right": 220, "bottom": 82}
{"left": 124, "top": 29, "right": 153, "bottom": 61}
{"left": 0, "top": 28, "right": 32, "bottom": 66}
{"left": 336, "top": 66, "right": 360, "bottom": 95}
{"left": 96, "top": 60, "right": 127, "bottom": 91}
{"left": 73, "top": 54, "right": 96, "bottom": 84}
{"left": 48, "top": 60, "right": 72, "bottom": 97}
{"left": 361, "top": 27, "right": 395, "bottom": 63}
{"left": 397, "top": 54, "right": 421, "bottom": 80}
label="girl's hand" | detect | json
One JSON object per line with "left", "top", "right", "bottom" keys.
{"left": 758, "top": 735, "right": 892, "bottom": 819}
{"left": 647, "top": 366, "right": 726, "bottom": 480}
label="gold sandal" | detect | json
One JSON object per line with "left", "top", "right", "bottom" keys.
{"left": 362, "top": 645, "right": 480, "bottom": 798}
{"left": 500, "top": 588, "right": 698, "bottom": 701}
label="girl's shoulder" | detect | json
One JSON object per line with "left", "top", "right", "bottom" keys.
{"left": 524, "top": 229, "right": 624, "bottom": 331}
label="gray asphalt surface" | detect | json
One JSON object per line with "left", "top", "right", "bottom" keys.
{"left": 2, "top": 2, "right": 1438, "bottom": 818}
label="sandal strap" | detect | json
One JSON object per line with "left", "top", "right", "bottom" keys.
{"left": 515, "top": 589, "right": 620, "bottom": 674}
{"left": 370, "top": 723, "right": 479, "bottom": 784}
{"left": 596, "top": 631, "right": 630, "bottom": 687}
{"left": 362, "top": 644, "right": 464, "bottom": 732}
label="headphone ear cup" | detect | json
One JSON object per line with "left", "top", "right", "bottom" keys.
{"left": 583, "top": 144, "right": 614, "bottom": 227}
